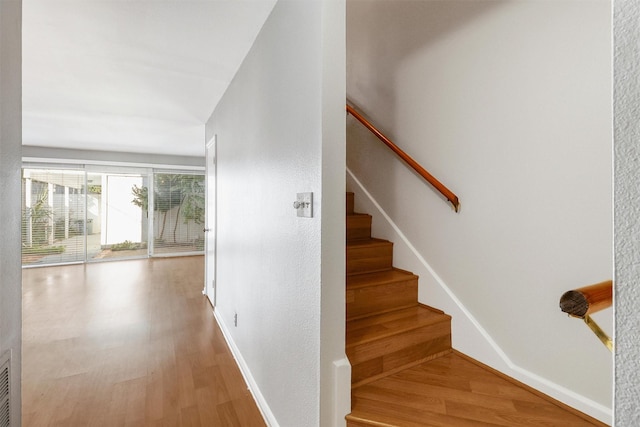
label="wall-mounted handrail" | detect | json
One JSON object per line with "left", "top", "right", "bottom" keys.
{"left": 559, "top": 280, "right": 612, "bottom": 318}
{"left": 346, "top": 103, "right": 460, "bottom": 212}
{"left": 559, "top": 280, "right": 613, "bottom": 352}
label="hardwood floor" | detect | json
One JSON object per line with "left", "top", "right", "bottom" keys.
{"left": 349, "top": 352, "right": 605, "bottom": 427}
{"left": 22, "top": 256, "right": 266, "bottom": 427}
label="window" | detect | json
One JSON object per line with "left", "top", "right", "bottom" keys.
{"left": 22, "top": 167, "right": 86, "bottom": 265}
{"left": 21, "top": 164, "right": 204, "bottom": 266}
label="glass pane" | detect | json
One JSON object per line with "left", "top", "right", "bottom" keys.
{"left": 87, "top": 172, "right": 149, "bottom": 261}
{"left": 21, "top": 165, "right": 202, "bottom": 264}
{"left": 152, "top": 172, "right": 205, "bottom": 255}
{"left": 22, "top": 168, "right": 86, "bottom": 266}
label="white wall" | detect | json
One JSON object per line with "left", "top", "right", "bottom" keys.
{"left": 205, "top": 1, "right": 347, "bottom": 426}
{"left": 347, "top": 0, "right": 612, "bottom": 423}
{"left": 0, "top": 0, "right": 22, "bottom": 424}
{"left": 614, "top": 1, "right": 640, "bottom": 425}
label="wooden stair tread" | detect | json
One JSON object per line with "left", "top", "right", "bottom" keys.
{"left": 347, "top": 214, "right": 371, "bottom": 223}
{"left": 347, "top": 306, "right": 451, "bottom": 348}
{"left": 347, "top": 268, "right": 417, "bottom": 290}
{"left": 347, "top": 237, "right": 392, "bottom": 248}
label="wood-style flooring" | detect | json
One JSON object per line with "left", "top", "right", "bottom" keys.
{"left": 22, "top": 256, "right": 266, "bottom": 427}
{"left": 348, "top": 352, "right": 606, "bottom": 427}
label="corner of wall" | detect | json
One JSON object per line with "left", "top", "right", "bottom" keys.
{"left": 613, "top": 1, "right": 640, "bottom": 424}
{"left": 320, "top": 0, "right": 349, "bottom": 426}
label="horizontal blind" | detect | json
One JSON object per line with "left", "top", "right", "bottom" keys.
{"left": 22, "top": 168, "right": 86, "bottom": 266}
{"left": 152, "top": 171, "right": 205, "bottom": 255}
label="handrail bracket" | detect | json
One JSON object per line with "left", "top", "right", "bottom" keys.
{"left": 560, "top": 280, "right": 613, "bottom": 352}
{"left": 583, "top": 315, "right": 614, "bottom": 352}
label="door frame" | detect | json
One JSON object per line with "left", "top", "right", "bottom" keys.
{"left": 204, "top": 135, "right": 217, "bottom": 307}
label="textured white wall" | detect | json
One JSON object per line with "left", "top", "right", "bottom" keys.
{"left": 347, "top": 0, "right": 612, "bottom": 422}
{"left": 206, "top": 1, "right": 347, "bottom": 425}
{"left": 614, "top": 1, "right": 640, "bottom": 425}
{"left": 0, "top": 0, "right": 22, "bottom": 424}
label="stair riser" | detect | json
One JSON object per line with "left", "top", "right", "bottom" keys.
{"left": 348, "top": 321, "right": 452, "bottom": 385}
{"left": 347, "top": 243, "right": 393, "bottom": 275}
{"left": 348, "top": 319, "right": 451, "bottom": 364}
{"left": 347, "top": 192, "right": 355, "bottom": 215}
{"left": 347, "top": 279, "right": 418, "bottom": 320}
{"left": 347, "top": 215, "right": 372, "bottom": 241}
{"left": 351, "top": 338, "right": 451, "bottom": 386}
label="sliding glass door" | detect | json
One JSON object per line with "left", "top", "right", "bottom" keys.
{"left": 151, "top": 171, "right": 205, "bottom": 255}
{"left": 86, "top": 168, "right": 149, "bottom": 261}
{"left": 21, "top": 164, "right": 204, "bottom": 267}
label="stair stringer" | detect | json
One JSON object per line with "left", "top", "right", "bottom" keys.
{"left": 346, "top": 168, "right": 612, "bottom": 426}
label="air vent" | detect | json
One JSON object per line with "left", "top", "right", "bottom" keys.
{"left": 0, "top": 351, "right": 10, "bottom": 427}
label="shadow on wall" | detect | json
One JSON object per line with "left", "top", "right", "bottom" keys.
{"left": 347, "top": 0, "right": 505, "bottom": 118}
{"left": 346, "top": 0, "right": 507, "bottom": 214}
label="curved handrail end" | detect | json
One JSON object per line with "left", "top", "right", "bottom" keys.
{"left": 346, "top": 103, "right": 461, "bottom": 214}
{"left": 450, "top": 197, "right": 460, "bottom": 213}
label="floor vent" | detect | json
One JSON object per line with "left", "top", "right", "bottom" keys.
{"left": 0, "top": 351, "right": 10, "bottom": 427}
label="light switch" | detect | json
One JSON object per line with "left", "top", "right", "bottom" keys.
{"left": 293, "top": 192, "right": 313, "bottom": 218}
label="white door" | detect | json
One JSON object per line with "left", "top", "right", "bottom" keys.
{"left": 204, "top": 136, "right": 217, "bottom": 306}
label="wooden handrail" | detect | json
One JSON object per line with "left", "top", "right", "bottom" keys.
{"left": 346, "top": 104, "right": 460, "bottom": 212}
{"left": 559, "top": 280, "right": 612, "bottom": 318}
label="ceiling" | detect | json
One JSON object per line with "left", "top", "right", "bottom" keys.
{"left": 22, "top": 0, "right": 276, "bottom": 158}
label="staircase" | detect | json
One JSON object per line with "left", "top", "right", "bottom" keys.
{"left": 344, "top": 192, "right": 608, "bottom": 427}
{"left": 346, "top": 192, "right": 452, "bottom": 388}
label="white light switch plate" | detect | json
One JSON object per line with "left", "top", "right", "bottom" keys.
{"left": 295, "top": 192, "right": 313, "bottom": 218}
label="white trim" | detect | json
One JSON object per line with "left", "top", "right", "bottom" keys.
{"left": 332, "top": 358, "right": 351, "bottom": 427}
{"left": 213, "top": 309, "right": 280, "bottom": 427}
{"left": 23, "top": 156, "right": 204, "bottom": 171}
{"left": 204, "top": 135, "right": 217, "bottom": 307}
{"left": 150, "top": 252, "right": 203, "bottom": 258}
{"left": 346, "top": 167, "right": 612, "bottom": 425}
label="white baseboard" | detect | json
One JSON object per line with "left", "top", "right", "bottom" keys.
{"left": 346, "top": 168, "right": 612, "bottom": 425}
{"left": 213, "top": 308, "right": 280, "bottom": 427}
